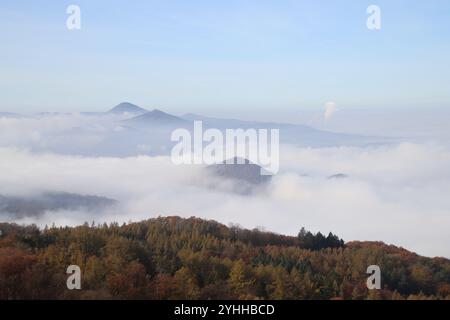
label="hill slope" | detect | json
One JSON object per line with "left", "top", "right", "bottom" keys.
{"left": 108, "top": 102, "right": 147, "bottom": 115}
{"left": 0, "top": 192, "right": 117, "bottom": 219}
{"left": 123, "top": 109, "right": 188, "bottom": 128}
{"left": 0, "top": 216, "right": 449, "bottom": 300}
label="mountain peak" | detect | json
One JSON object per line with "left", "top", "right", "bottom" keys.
{"left": 108, "top": 102, "right": 147, "bottom": 114}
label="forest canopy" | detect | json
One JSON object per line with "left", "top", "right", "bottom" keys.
{"left": 0, "top": 216, "right": 449, "bottom": 300}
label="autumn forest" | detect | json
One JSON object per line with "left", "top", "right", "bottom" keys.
{"left": 0, "top": 216, "right": 449, "bottom": 300}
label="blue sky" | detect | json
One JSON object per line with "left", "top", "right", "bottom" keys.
{"left": 1, "top": 0, "right": 450, "bottom": 116}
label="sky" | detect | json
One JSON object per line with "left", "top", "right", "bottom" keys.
{"left": 1, "top": 0, "right": 450, "bottom": 117}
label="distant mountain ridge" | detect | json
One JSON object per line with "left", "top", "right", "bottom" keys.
{"left": 181, "top": 111, "right": 386, "bottom": 147}
{"left": 0, "top": 192, "right": 117, "bottom": 219}
{"left": 0, "top": 102, "right": 392, "bottom": 157}
{"left": 108, "top": 102, "right": 148, "bottom": 115}
{"left": 0, "top": 112, "right": 23, "bottom": 119}
{"left": 122, "top": 109, "right": 188, "bottom": 127}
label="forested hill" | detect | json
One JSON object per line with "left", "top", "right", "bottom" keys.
{"left": 0, "top": 216, "right": 449, "bottom": 300}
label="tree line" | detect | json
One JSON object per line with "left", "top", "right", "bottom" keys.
{"left": 0, "top": 216, "right": 449, "bottom": 300}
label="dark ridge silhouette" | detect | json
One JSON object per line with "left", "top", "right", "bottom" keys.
{"left": 124, "top": 109, "right": 188, "bottom": 127}
{"left": 0, "top": 192, "right": 117, "bottom": 218}
{"left": 207, "top": 157, "right": 272, "bottom": 185}
{"left": 108, "top": 102, "right": 147, "bottom": 114}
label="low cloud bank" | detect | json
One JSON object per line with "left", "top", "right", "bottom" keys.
{"left": 0, "top": 143, "right": 449, "bottom": 258}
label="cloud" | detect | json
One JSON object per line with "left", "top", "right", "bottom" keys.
{"left": 0, "top": 142, "right": 450, "bottom": 258}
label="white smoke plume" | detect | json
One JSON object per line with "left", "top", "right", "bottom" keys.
{"left": 324, "top": 101, "right": 337, "bottom": 122}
